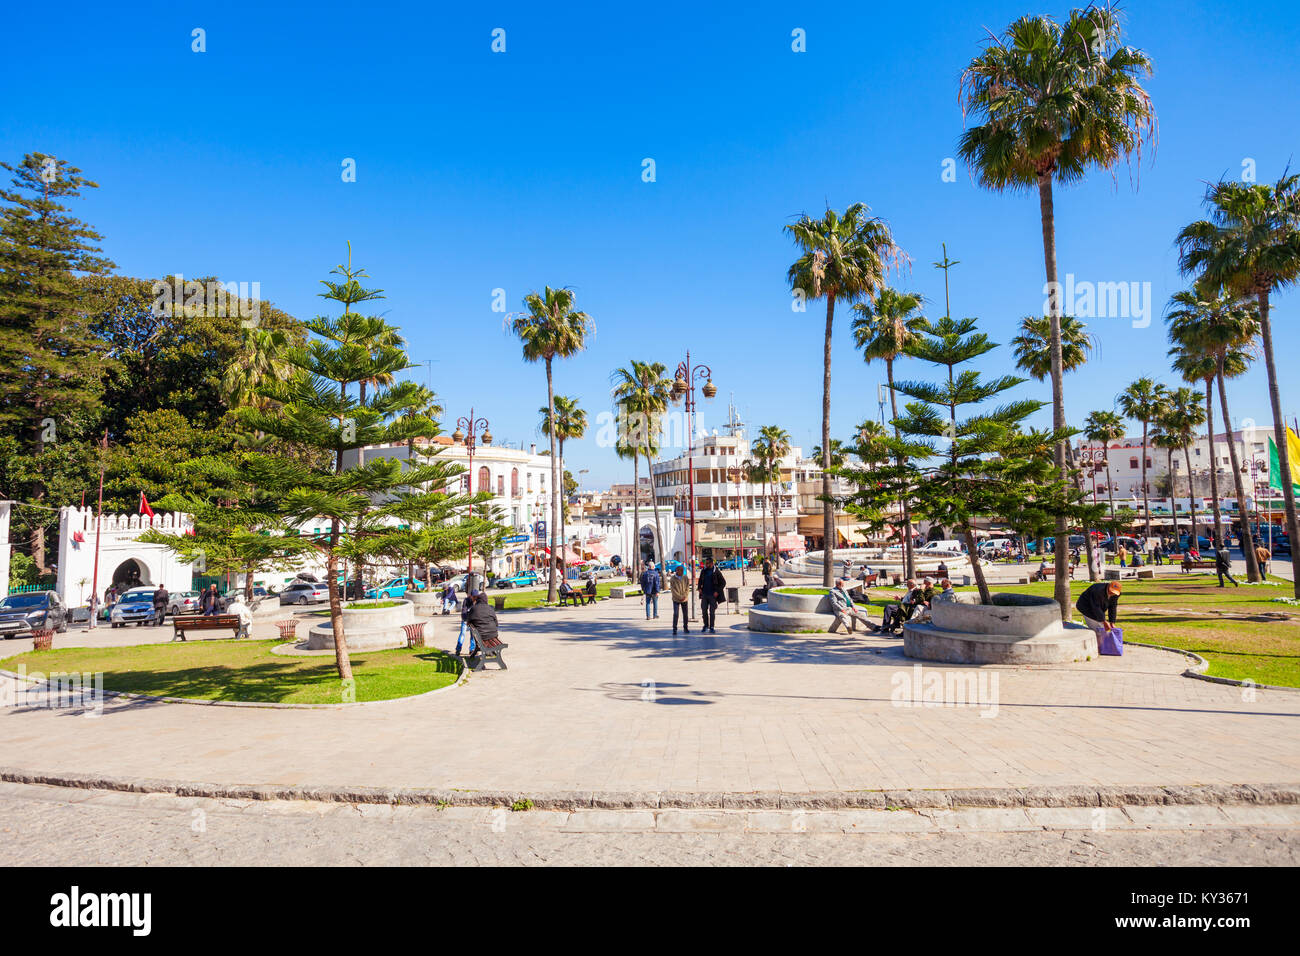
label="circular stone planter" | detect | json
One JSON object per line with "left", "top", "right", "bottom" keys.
{"left": 306, "top": 600, "right": 415, "bottom": 651}
{"left": 748, "top": 587, "right": 840, "bottom": 633}
{"left": 407, "top": 590, "right": 441, "bottom": 617}
{"left": 903, "top": 592, "right": 1096, "bottom": 664}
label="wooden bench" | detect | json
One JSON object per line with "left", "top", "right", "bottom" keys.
{"left": 1180, "top": 559, "right": 1215, "bottom": 572}
{"left": 173, "top": 614, "right": 244, "bottom": 641}
{"left": 1135, "top": 568, "right": 1155, "bottom": 579}
{"left": 466, "top": 631, "right": 508, "bottom": 670}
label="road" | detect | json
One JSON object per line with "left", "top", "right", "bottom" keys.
{"left": 2, "top": 782, "right": 1297, "bottom": 866}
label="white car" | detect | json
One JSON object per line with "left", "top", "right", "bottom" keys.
{"left": 278, "top": 581, "right": 330, "bottom": 606}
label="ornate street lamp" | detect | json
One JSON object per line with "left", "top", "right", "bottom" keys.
{"left": 455, "top": 409, "right": 490, "bottom": 579}
{"left": 670, "top": 350, "right": 715, "bottom": 621}
{"left": 728, "top": 465, "right": 746, "bottom": 587}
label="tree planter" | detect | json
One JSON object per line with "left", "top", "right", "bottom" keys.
{"left": 408, "top": 590, "right": 441, "bottom": 618}
{"left": 903, "top": 592, "right": 1096, "bottom": 664}
{"left": 306, "top": 600, "right": 415, "bottom": 651}
{"left": 31, "top": 628, "right": 54, "bottom": 652}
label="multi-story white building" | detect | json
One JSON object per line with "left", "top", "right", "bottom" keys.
{"left": 1076, "top": 427, "right": 1275, "bottom": 503}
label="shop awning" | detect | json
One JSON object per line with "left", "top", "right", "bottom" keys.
{"left": 774, "top": 534, "right": 805, "bottom": 551}
{"left": 696, "top": 538, "right": 764, "bottom": 550}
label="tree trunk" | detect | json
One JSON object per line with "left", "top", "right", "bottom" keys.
{"left": 1139, "top": 421, "right": 1153, "bottom": 542}
{"left": 821, "top": 292, "right": 836, "bottom": 587}
{"left": 1105, "top": 464, "right": 1117, "bottom": 562}
{"left": 887, "top": 359, "right": 915, "bottom": 580}
{"left": 558, "top": 437, "right": 566, "bottom": 583}
{"left": 631, "top": 451, "right": 640, "bottom": 575}
{"left": 649, "top": 451, "right": 667, "bottom": 569}
{"left": 963, "top": 525, "right": 991, "bottom": 605}
{"left": 1036, "top": 174, "right": 1070, "bottom": 619}
{"left": 1218, "top": 363, "right": 1261, "bottom": 581}
{"left": 326, "top": 527, "right": 353, "bottom": 682}
{"left": 545, "top": 357, "right": 558, "bottom": 603}
{"left": 1183, "top": 445, "right": 1200, "bottom": 552}
{"left": 1168, "top": 449, "right": 1180, "bottom": 548}
{"left": 1257, "top": 291, "right": 1300, "bottom": 598}
{"left": 1204, "top": 381, "right": 1224, "bottom": 549}
{"left": 1065, "top": 442, "right": 1098, "bottom": 581}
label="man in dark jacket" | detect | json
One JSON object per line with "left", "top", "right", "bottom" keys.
{"left": 455, "top": 591, "right": 478, "bottom": 656}
{"left": 152, "top": 585, "right": 169, "bottom": 626}
{"left": 639, "top": 561, "right": 662, "bottom": 620}
{"left": 1076, "top": 580, "right": 1120, "bottom": 637}
{"left": 1215, "top": 548, "right": 1240, "bottom": 588}
{"left": 465, "top": 592, "right": 499, "bottom": 654}
{"left": 698, "top": 557, "right": 726, "bottom": 633}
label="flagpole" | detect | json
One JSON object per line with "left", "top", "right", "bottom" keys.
{"left": 90, "top": 431, "right": 106, "bottom": 606}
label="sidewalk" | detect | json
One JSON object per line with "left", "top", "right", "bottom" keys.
{"left": 2, "top": 594, "right": 1298, "bottom": 797}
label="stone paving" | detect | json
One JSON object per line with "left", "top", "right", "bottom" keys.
{"left": 2, "top": 593, "right": 1299, "bottom": 796}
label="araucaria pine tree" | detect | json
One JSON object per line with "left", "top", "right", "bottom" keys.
{"left": 854, "top": 316, "right": 1080, "bottom": 607}
{"left": 238, "top": 250, "right": 498, "bottom": 685}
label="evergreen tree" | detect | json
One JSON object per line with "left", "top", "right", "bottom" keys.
{"left": 0, "top": 152, "right": 114, "bottom": 570}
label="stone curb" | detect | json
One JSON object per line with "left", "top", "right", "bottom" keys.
{"left": 0, "top": 767, "right": 1295, "bottom": 811}
{"left": 0, "top": 655, "right": 469, "bottom": 710}
{"left": 1124, "top": 641, "right": 1300, "bottom": 694}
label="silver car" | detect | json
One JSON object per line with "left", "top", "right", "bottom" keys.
{"left": 279, "top": 581, "right": 330, "bottom": 606}
{"left": 168, "top": 590, "right": 202, "bottom": 616}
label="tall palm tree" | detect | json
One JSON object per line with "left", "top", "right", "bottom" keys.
{"left": 540, "top": 395, "right": 587, "bottom": 579}
{"left": 1151, "top": 417, "right": 1184, "bottom": 546}
{"left": 511, "top": 286, "right": 594, "bottom": 602}
{"left": 1165, "top": 386, "right": 1208, "bottom": 546}
{"left": 759, "top": 425, "right": 792, "bottom": 555}
{"left": 742, "top": 455, "right": 771, "bottom": 563}
{"left": 959, "top": 6, "right": 1155, "bottom": 617}
{"left": 1118, "top": 377, "right": 1169, "bottom": 541}
{"left": 223, "top": 327, "right": 293, "bottom": 411}
{"left": 786, "top": 203, "right": 901, "bottom": 584}
{"left": 1177, "top": 172, "right": 1300, "bottom": 596}
{"left": 1083, "top": 410, "right": 1126, "bottom": 556}
{"left": 611, "top": 360, "right": 673, "bottom": 570}
{"left": 1166, "top": 291, "right": 1233, "bottom": 558}
{"left": 1012, "top": 313, "right": 1098, "bottom": 576}
{"left": 852, "top": 286, "right": 926, "bottom": 577}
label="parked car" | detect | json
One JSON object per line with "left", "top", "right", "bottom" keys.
{"left": 918, "top": 540, "right": 966, "bottom": 554}
{"left": 0, "top": 591, "right": 69, "bottom": 637}
{"left": 1102, "top": 536, "right": 1142, "bottom": 553}
{"left": 662, "top": 559, "right": 684, "bottom": 574}
{"left": 1178, "top": 533, "right": 1214, "bottom": 552}
{"left": 218, "top": 586, "right": 269, "bottom": 612}
{"left": 591, "top": 564, "right": 620, "bottom": 579}
{"left": 279, "top": 581, "right": 330, "bottom": 606}
{"left": 366, "top": 577, "right": 422, "bottom": 599}
{"left": 110, "top": 587, "right": 158, "bottom": 628}
{"left": 167, "top": 590, "right": 202, "bottom": 616}
{"left": 493, "top": 570, "right": 539, "bottom": 589}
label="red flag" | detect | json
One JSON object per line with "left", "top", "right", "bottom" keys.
{"left": 140, "top": 492, "right": 155, "bottom": 519}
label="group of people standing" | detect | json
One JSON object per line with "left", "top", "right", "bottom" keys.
{"left": 638, "top": 557, "right": 729, "bottom": 635}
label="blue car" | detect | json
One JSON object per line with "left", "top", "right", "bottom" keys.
{"left": 493, "top": 570, "right": 539, "bottom": 589}
{"left": 365, "top": 577, "right": 424, "bottom": 599}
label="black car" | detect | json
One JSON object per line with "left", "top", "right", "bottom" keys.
{"left": 0, "top": 591, "right": 69, "bottom": 638}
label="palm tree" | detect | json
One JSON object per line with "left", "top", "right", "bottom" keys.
{"left": 742, "top": 455, "right": 771, "bottom": 563}
{"left": 1151, "top": 417, "right": 1184, "bottom": 547}
{"left": 1177, "top": 172, "right": 1300, "bottom": 596}
{"left": 1083, "top": 410, "right": 1126, "bottom": 557}
{"left": 1012, "top": 313, "right": 1097, "bottom": 575}
{"left": 959, "top": 6, "right": 1155, "bottom": 616}
{"left": 759, "top": 425, "right": 792, "bottom": 556}
{"left": 852, "top": 286, "right": 926, "bottom": 578}
{"left": 786, "top": 203, "right": 901, "bottom": 584}
{"left": 611, "top": 360, "right": 673, "bottom": 570}
{"left": 1165, "top": 386, "right": 1208, "bottom": 547}
{"left": 539, "top": 395, "right": 587, "bottom": 580}
{"left": 223, "top": 327, "right": 292, "bottom": 411}
{"left": 511, "top": 286, "right": 594, "bottom": 602}
{"left": 1165, "top": 291, "right": 1231, "bottom": 559}
{"left": 1118, "top": 377, "right": 1170, "bottom": 540}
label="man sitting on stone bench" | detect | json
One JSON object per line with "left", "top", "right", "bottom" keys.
{"left": 827, "top": 578, "right": 878, "bottom": 634}
{"left": 881, "top": 579, "right": 924, "bottom": 634}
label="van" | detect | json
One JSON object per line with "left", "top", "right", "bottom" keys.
{"left": 918, "top": 539, "right": 965, "bottom": 554}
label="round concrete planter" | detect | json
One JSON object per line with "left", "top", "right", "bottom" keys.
{"left": 408, "top": 590, "right": 441, "bottom": 618}
{"left": 307, "top": 600, "right": 415, "bottom": 651}
{"left": 904, "top": 592, "right": 1096, "bottom": 664}
{"left": 767, "top": 588, "right": 832, "bottom": 613}
{"left": 748, "top": 587, "right": 843, "bottom": 633}
{"left": 784, "top": 549, "right": 966, "bottom": 579}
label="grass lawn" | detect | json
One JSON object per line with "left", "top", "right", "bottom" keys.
{"left": 773, "top": 587, "right": 831, "bottom": 595}
{"left": 859, "top": 574, "right": 1300, "bottom": 688}
{"left": 495, "top": 580, "right": 624, "bottom": 610}
{"left": 2, "top": 639, "right": 460, "bottom": 704}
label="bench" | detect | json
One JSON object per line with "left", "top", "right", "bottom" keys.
{"left": 1180, "top": 559, "right": 1215, "bottom": 572}
{"left": 1136, "top": 568, "right": 1155, "bottom": 579}
{"left": 173, "top": 614, "right": 245, "bottom": 641}
{"left": 466, "top": 631, "right": 508, "bottom": 671}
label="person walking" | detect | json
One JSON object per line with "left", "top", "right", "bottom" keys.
{"left": 639, "top": 560, "right": 662, "bottom": 620}
{"left": 669, "top": 566, "right": 690, "bottom": 635}
{"left": 697, "top": 556, "right": 726, "bottom": 634}
{"left": 1255, "top": 542, "right": 1271, "bottom": 577}
{"left": 85, "top": 591, "right": 99, "bottom": 631}
{"left": 200, "top": 584, "right": 219, "bottom": 616}
{"left": 1117, "top": 543, "right": 1128, "bottom": 568}
{"left": 152, "top": 584, "right": 169, "bottom": 626}
{"left": 1215, "top": 547, "right": 1240, "bottom": 588}
{"left": 761, "top": 556, "right": 772, "bottom": 588}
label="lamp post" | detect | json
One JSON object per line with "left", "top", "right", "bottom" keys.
{"left": 670, "top": 351, "right": 716, "bottom": 621}
{"left": 452, "top": 410, "right": 492, "bottom": 580}
{"left": 728, "top": 466, "right": 746, "bottom": 587}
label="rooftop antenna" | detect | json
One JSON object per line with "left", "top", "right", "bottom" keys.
{"left": 725, "top": 393, "right": 744, "bottom": 437}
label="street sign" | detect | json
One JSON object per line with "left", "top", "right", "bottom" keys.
{"left": 503, "top": 534, "right": 529, "bottom": 544}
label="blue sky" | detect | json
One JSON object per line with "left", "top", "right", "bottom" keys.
{"left": 4, "top": 0, "right": 1298, "bottom": 486}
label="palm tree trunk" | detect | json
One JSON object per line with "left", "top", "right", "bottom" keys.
{"left": 1257, "top": 291, "right": 1300, "bottom": 598}
{"left": 1139, "top": 421, "right": 1153, "bottom": 542}
{"left": 545, "top": 357, "right": 558, "bottom": 603}
{"left": 1036, "top": 174, "right": 1070, "bottom": 619}
{"left": 632, "top": 451, "right": 640, "bottom": 575}
{"left": 1065, "top": 443, "right": 1098, "bottom": 581}
{"left": 821, "top": 293, "right": 836, "bottom": 587}
{"left": 886, "top": 359, "right": 915, "bottom": 579}
{"left": 1218, "top": 364, "right": 1261, "bottom": 581}
{"left": 1168, "top": 449, "right": 1180, "bottom": 547}
{"left": 1204, "top": 381, "right": 1224, "bottom": 549}
{"left": 1183, "top": 445, "right": 1200, "bottom": 551}
{"left": 650, "top": 451, "right": 667, "bottom": 568}
{"left": 1105, "top": 464, "right": 1117, "bottom": 561}
{"left": 558, "top": 438, "right": 567, "bottom": 584}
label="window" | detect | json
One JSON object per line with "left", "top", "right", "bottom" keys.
{"left": 511, "top": 468, "right": 519, "bottom": 497}
{"left": 497, "top": 474, "right": 504, "bottom": 496}
{"left": 1129, "top": 457, "right": 1139, "bottom": 469}
{"left": 478, "top": 466, "right": 490, "bottom": 492}
{"left": 1145, "top": 458, "right": 1152, "bottom": 468}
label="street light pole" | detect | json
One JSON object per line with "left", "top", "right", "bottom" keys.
{"left": 452, "top": 410, "right": 491, "bottom": 583}
{"left": 729, "top": 466, "right": 746, "bottom": 587}
{"left": 671, "top": 351, "right": 716, "bottom": 622}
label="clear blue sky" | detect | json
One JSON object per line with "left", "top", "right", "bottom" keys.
{"left": 5, "top": 0, "right": 1298, "bottom": 486}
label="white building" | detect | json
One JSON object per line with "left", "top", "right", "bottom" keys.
{"left": 54, "top": 507, "right": 195, "bottom": 606}
{"left": 346, "top": 436, "right": 556, "bottom": 576}
{"left": 1077, "top": 427, "right": 1274, "bottom": 503}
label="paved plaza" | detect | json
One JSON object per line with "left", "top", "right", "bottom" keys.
{"left": 2, "top": 588, "right": 1299, "bottom": 803}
